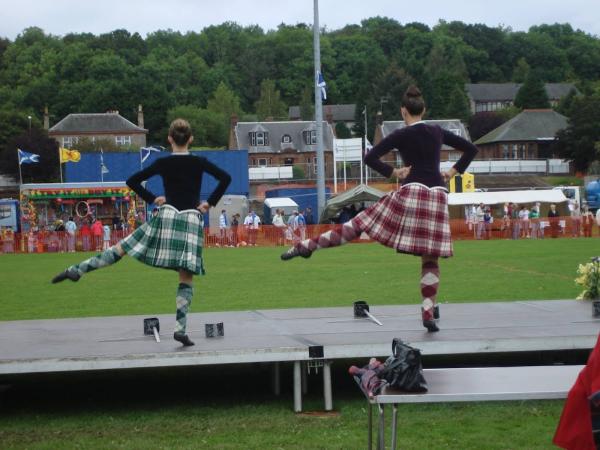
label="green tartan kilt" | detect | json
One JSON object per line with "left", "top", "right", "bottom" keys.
{"left": 119, "top": 205, "right": 205, "bottom": 275}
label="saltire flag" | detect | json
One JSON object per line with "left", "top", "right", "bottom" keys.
{"left": 100, "top": 148, "right": 109, "bottom": 174}
{"left": 140, "top": 145, "right": 164, "bottom": 164}
{"left": 317, "top": 71, "right": 327, "bottom": 101}
{"left": 59, "top": 148, "right": 81, "bottom": 163}
{"left": 18, "top": 148, "right": 40, "bottom": 165}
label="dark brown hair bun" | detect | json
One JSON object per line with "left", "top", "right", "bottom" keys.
{"left": 401, "top": 85, "right": 425, "bottom": 115}
{"left": 168, "top": 118, "right": 192, "bottom": 146}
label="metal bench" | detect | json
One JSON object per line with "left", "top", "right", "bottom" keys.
{"left": 358, "top": 365, "right": 583, "bottom": 450}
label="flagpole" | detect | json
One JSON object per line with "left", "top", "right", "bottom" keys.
{"left": 313, "top": 0, "right": 325, "bottom": 218}
{"left": 17, "top": 149, "right": 23, "bottom": 185}
{"left": 361, "top": 107, "right": 366, "bottom": 185}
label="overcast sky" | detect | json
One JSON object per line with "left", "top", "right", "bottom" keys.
{"left": 1, "top": 0, "right": 598, "bottom": 40}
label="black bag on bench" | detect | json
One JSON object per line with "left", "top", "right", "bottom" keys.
{"left": 381, "top": 338, "right": 428, "bottom": 393}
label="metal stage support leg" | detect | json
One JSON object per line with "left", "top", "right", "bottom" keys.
{"left": 391, "top": 404, "right": 398, "bottom": 450}
{"left": 302, "top": 361, "right": 308, "bottom": 395}
{"left": 377, "top": 404, "right": 385, "bottom": 450}
{"left": 368, "top": 402, "right": 373, "bottom": 450}
{"left": 293, "top": 361, "right": 302, "bottom": 412}
{"left": 272, "top": 362, "right": 280, "bottom": 396}
{"left": 323, "top": 360, "right": 332, "bottom": 411}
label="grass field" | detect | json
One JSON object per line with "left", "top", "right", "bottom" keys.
{"left": 0, "top": 238, "right": 594, "bottom": 449}
{"left": 0, "top": 238, "right": 594, "bottom": 320}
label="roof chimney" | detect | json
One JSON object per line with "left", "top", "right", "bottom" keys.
{"left": 228, "top": 114, "right": 239, "bottom": 150}
{"left": 43, "top": 106, "right": 49, "bottom": 130}
{"left": 325, "top": 106, "right": 334, "bottom": 125}
{"left": 137, "top": 104, "right": 144, "bottom": 128}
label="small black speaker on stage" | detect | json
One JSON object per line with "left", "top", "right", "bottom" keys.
{"left": 353, "top": 300, "right": 369, "bottom": 318}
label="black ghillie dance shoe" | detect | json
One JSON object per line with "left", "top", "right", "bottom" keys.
{"left": 280, "top": 245, "right": 312, "bottom": 261}
{"left": 173, "top": 332, "right": 195, "bottom": 346}
{"left": 422, "top": 308, "right": 440, "bottom": 332}
{"left": 51, "top": 269, "right": 81, "bottom": 284}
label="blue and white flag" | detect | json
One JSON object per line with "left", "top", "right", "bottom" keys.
{"left": 317, "top": 71, "right": 327, "bottom": 101}
{"left": 18, "top": 148, "right": 40, "bottom": 165}
{"left": 140, "top": 145, "right": 164, "bottom": 164}
{"left": 100, "top": 148, "right": 109, "bottom": 174}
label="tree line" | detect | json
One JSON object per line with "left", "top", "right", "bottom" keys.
{"left": 1, "top": 18, "right": 600, "bottom": 180}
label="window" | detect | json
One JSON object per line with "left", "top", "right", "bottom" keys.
{"left": 303, "top": 130, "right": 317, "bottom": 145}
{"left": 62, "top": 136, "right": 78, "bottom": 148}
{"left": 313, "top": 157, "right": 318, "bottom": 174}
{"left": 115, "top": 135, "right": 131, "bottom": 146}
{"left": 502, "top": 144, "right": 510, "bottom": 160}
{"left": 249, "top": 131, "right": 269, "bottom": 146}
{"left": 284, "top": 158, "right": 294, "bottom": 166}
{"left": 0, "top": 204, "right": 12, "bottom": 220}
{"left": 257, "top": 158, "right": 268, "bottom": 167}
{"left": 282, "top": 134, "right": 292, "bottom": 144}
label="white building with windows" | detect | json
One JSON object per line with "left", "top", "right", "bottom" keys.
{"left": 47, "top": 106, "right": 147, "bottom": 149}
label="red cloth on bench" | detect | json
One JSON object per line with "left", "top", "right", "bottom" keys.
{"left": 553, "top": 332, "right": 600, "bottom": 450}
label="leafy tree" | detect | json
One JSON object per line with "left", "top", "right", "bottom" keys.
{"left": 360, "top": 16, "right": 406, "bottom": 57}
{"left": 468, "top": 112, "right": 507, "bottom": 141}
{"left": 299, "top": 86, "right": 314, "bottom": 121}
{"left": 207, "top": 82, "right": 243, "bottom": 119}
{"left": 1, "top": 20, "right": 600, "bottom": 164}
{"left": 555, "top": 88, "right": 579, "bottom": 117}
{"left": 506, "top": 31, "right": 570, "bottom": 82}
{"left": 555, "top": 94, "right": 600, "bottom": 173}
{"left": 512, "top": 58, "right": 531, "bottom": 83}
{"left": 0, "top": 110, "right": 38, "bottom": 178}
{"left": 166, "top": 105, "right": 227, "bottom": 148}
{"left": 254, "top": 79, "right": 287, "bottom": 120}
{"left": 496, "top": 105, "right": 521, "bottom": 122}
{"left": 205, "top": 82, "right": 243, "bottom": 146}
{"left": 514, "top": 72, "right": 550, "bottom": 109}
{"left": 0, "top": 126, "right": 60, "bottom": 182}
{"left": 335, "top": 122, "right": 352, "bottom": 139}
{"left": 328, "top": 32, "right": 387, "bottom": 103}
{"left": 436, "top": 21, "right": 507, "bottom": 81}
{"left": 444, "top": 84, "right": 471, "bottom": 121}
{"left": 292, "top": 165, "right": 305, "bottom": 180}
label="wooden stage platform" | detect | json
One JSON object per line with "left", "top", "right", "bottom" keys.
{"left": 0, "top": 299, "right": 597, "bottom": 411}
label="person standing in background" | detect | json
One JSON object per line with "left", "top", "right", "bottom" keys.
{"left": 91, "top": 218, "right": 103, "bottom": 251}
{"left": 64, "top": 216, "right": 77, "bottom": 252}
{"left": 548, "top": 204, "right": 560, "bottom": 238}
{"left": 218, "top": 209, "right": 230, "bottom": 247}
{"left": 102, "top": 222, "right": 111, "bottom": 250}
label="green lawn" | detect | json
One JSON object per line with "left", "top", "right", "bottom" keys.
{"left": 0, "top": 238, "right": 593, "bottom": 320}
{"left": 0, "top": 239, "right": 592, "bottom": 449}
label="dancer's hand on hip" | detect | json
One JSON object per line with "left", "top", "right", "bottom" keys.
{"left": 197, "top": 201, "right": 210, "bottom": 213}
{"left": 154, "top": 196, "right": 166, "bottom": 206}
{"left": 392, "top": 166, "right": 411, "bottom": 180}
{"left": 442, "top": 167, "right": 458, "bottom": 183}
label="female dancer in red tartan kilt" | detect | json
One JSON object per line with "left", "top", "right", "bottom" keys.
{"left": 282, "top": 86, "right": 478, "bottom": 332}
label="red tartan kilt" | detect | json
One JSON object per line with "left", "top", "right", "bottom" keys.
{"left": 353, "top": 183, "right": 453, "bottom": 257}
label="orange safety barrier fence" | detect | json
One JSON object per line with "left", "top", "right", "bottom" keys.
{"left": 0, "top": 216, "right": 597, "bottom": 254}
